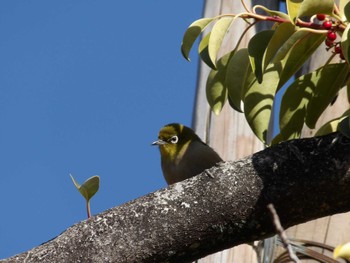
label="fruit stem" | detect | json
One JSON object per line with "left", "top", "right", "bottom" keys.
{"left": 233, "top": 20, "right": 258, "bottom": 53}
{"left": 241, "top": 0, "right": 251, "bottom": 13}
{"left": 216, "top": 9, "right": 346, "bottom": 33}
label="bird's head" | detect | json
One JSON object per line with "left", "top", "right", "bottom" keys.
{"left": 152, "top": 123, "right": 201, "bottom": 161}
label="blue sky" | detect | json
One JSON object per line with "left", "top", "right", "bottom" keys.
{"left": 0, "top": 1, "right": 203, "bottom": 258}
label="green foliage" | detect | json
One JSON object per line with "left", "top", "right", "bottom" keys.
{"left": 305, "top": 63, "right": 349, "bottom": 128}
{"left": 277, "top": 31, "right": 325, "bottom": 91}
{"left": 181, "top": 0, "right": 350, "bottom": 144}
{"left": 279, "top": 63, "right": 349, "bottom": 140}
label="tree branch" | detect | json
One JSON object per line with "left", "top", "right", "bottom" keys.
{"left": 2, "top": 132, "right": 350, "bottom": 263}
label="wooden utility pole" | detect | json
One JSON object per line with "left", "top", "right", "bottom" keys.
{"left": 193, "top": 1, "right": 278, "bottom": 262}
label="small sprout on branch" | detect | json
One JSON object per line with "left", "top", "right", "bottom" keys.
{"left": 70, "top": 174, "right": 100, "bottom": 218}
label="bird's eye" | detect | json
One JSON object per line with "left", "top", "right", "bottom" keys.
{"left": 169, "top": 135, "right": 178, "bottom": 144}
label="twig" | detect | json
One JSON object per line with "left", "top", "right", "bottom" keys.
{"left": 267, "top": 204, "right": 301, "bottom": 263}
{"left": 233, "top": 20, "right": 258, "bottom": 52}
{"left": 240, "top": 0, "right": 251, "bottom": 13}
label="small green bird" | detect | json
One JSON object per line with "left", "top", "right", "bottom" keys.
{"left": 152, "top": 123, "right": 223, "bottom": 185}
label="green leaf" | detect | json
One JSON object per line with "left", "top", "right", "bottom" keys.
{"left": 208, "top": 17, "right": 235, "bottom": 68}
{"left": 315, "top": 116, "right": 347, "bottom": 136}
{"left": 227, "top": 95, "right": 242, "bottom": 112}
{"left": 244, "top": 63, "right": 280, "bottom": 143}
{"left": 279, "top": 74, "right": 314, "bottom": 140}
{"left": 70, "top": 174, "right": 100, "bottom": 202}
{"left": 315, "top": 109, "right": 350, "bottom": 136}
{"left": 226, "top": 48, "right": 252, "bottom": 112}
{"left": 254, "top": 5, "right": 291, "bottom": 21}
{"left": 306, "top": 63, "right": 349, "bottom": 128}
{"left": 270, "top": 133, "right": 284, "bottom": 145}
{"left": 341, "top": 24, "right": 350, "bottom": 64}
{"left": 248, "top": 30, "right": 274, "bottom": 83}
{"left": 298, "top": 0, "right": 334, "bottom": 18}
{"left": 262, "top": 22, "right": 295, "bottom": 72}
{"left": 206, "top": 52, "right": 232, "bottom": 115}
{"left": 198, "top": 33, "right": 216, "bottom": 69}
{"left": 278, "top": 30, "right": 325, "bottom": 90}
{"left": 181, "top": 18, "right": 214, "bottom": 61}
{"left": 339, "top": 0, "right": 350, "bottom": 21}
{"left": 316, "top": 119, "right": 340, "bottom": 136}
{"left": 286, "top": 0, "right": 303, "bottom": 23}
{"left": 339, "top": 116, "right": 350, "bottom": 138}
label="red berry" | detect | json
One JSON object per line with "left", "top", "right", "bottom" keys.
{"left": 322, "top": 20, "right": 332, "bottom": 30}
{"left": 317, "top": 14, "right": 326, "bottom": 21}
{"left": 335, "top": 46, "right": 342, "bottom": 54}
{"left": 327, "top": 31, "right": 337, "bottom": 41}
{"left": 325, "top": 39, "right": 334, "bottom": 47}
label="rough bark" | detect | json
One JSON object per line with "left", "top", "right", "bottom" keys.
{"left": 2, "top": 132, "right": 350, "bottom": 263}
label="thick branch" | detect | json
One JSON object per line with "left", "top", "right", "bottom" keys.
{"left": 2, "top": 133, "right": 350, "bottom": 263}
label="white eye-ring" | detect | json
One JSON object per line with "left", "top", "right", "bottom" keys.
{"left": 169, "top": 135, "right": 178, "bottom": 144}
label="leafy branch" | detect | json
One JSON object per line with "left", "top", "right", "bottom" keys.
{"left": 181, "top": 0, "right": 350, "bottom": 144}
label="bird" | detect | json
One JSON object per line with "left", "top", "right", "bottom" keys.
{"left": 152, "top": 123, "right": 222, "bottom": 185}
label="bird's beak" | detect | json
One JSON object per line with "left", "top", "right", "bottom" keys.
{"left": 152, "top": 139, "right": 167, "bottom": 146}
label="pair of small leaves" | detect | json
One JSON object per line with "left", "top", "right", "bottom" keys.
{"left": 70, "top": 174, "right": 100, "bottom": 204}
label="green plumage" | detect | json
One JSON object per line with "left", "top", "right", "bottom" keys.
{"left": 153, "top": 123, "right": 222, "bottom": 185}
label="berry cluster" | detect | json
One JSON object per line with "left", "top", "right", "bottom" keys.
{"left": 317, "top": 14, "right": 344, "bottom": 60}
